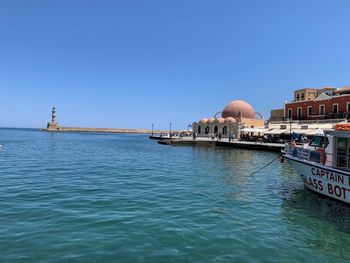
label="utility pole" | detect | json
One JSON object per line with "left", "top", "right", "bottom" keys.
{"left": 170, "top": 123, "right": 172, "bottom": 138}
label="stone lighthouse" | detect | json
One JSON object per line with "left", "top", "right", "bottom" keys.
{"left": 47, "top": 106, "right": 59, "bottom": 130}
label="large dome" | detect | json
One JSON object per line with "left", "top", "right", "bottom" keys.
{"left": 222, "top": 100, "right": 255, "bottom": 119}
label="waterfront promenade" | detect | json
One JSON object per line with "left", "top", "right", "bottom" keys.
{"left": 153, "top": 136, "right": 284, "bottom": 152}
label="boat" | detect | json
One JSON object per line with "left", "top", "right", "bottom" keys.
{"left": 283, "top": 124, "right": 350, "bottom": 204}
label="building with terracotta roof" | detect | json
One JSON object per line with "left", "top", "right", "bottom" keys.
{"left": 335, "top": 86, "right": 350, "bottom": 95}
{"left": 266, "top": 86, "right": 350, "bottom": 139}
{"left": 285, "top": 86, "right": 350, "bottom": 121}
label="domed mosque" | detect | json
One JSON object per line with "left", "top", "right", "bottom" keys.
{"left": 222, "top": 100, "right": 256, "bottom": 119}
{"left": 192, "top": 100, "right": 264, "bottom": 139}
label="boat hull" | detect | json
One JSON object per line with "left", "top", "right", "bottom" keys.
{"left": 285, "top": 155, "right": 350, "bottom": 204}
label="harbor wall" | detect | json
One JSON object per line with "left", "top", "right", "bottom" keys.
{"left": 42, "top": 127, "right": 170, "bottom": 134}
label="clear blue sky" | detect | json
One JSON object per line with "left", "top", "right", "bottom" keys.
{"left": 1, "top": 0, "right": 350, "bottom": 129}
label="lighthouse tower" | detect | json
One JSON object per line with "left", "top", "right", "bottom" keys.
{"left": 47, "top": 106, "right": 59, "bottom": 130}
{"left": 52, "top": 106, "right": 56, "bottom": 124}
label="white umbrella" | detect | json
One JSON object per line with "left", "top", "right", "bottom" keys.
{"left": 314, "top": 128, "right": 324, "bottom": 136}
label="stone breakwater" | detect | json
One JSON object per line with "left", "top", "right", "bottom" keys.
{"left": 41, "top": 127, "right": 168, "bottom": 134}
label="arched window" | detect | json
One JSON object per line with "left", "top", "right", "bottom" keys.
{"left": 223, "top": 126, "right": 227, "bottom": 135}
{"left": 214, "top": 126, "right": 218, "bottom": 135}
{"left": 205, "top": 126, "right": 209, "bottom": 134}
{"left": 198, "top": 126, "right": 201, "bottom": 134}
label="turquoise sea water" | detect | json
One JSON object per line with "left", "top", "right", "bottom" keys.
{"left": 1, "top": 128, "right": 350, "bottom": 262}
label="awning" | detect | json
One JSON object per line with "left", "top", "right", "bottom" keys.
{"left": 264, "top": 128, "right": 324, "bottom": 136}
{"left": 288, "top": 129, "right": 322, "bottom": 136}
{"left": 241, "top": 128, "right": 266, "bottom": 133}
{"left": 264, "top": 129, "right": 287, "bottom": 135}
{"left": 290, "top": 129, "right": 310, "bottom": 134}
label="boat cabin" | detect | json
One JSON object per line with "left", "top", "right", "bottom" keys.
{"left": 324, "top": 130, "right": 350, "bottom": 170}
{"left": 284, "top": 123, "right": 350, "bottom": 170}
{"left": 304, "top": 123, "right": 350, "bottom": 170}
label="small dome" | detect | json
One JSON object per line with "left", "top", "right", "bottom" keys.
{"left": 199, "top": 118, "right": 208, "bottom": 124}
{"left": 208, "top": 118, "right": 215, "bottom": 123}
{"left": 217, "top": 118, "right": 225, "bottom": 123}
{"left": 222, "top": 100, "right": 255, "bottom": 119}
{"left": 225, "top": 117, "right": 236, "bottom": 123}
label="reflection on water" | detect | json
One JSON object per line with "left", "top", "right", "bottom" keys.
{"left": 279, "top": 160, "right": 350, "bottom": 231}
{"left": 281, "top": 186, "right": 350, "bottom": 260}
{"left": 282, "top": 186, "right": 350, "bottom": 233}
{"left": 191, "top": 146, "right": 278, "bottom": 202}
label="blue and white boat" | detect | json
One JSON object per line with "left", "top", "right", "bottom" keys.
{"left": 283, "top": 126, "right": 350, "bottom": 204}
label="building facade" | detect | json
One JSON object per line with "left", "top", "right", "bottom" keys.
{"left": 294, "top": 88, "right": 318, "bottom": 102}
{"left": 192, "top": 100, "right": 264, "bottom": 138}
{"left": 193, "top": 117, "right": 239, "bottom": 138}
{"left": 269, "top": 109, "right": 285, "bottom": 121}
{"left": 285, "top": 86, "right": 350, "bottom": 120}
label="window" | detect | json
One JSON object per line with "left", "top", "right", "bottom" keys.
{"left": 301, "top": 93, "right": 305, "bottom": 100}
{"left": 308, "top": 106, "right": 312, "bottom": 116}
{"left": 205, "top": 126, "right": 209, "bottom": 134}
{"left": 347, "top": 102, "right": 350, "bottom": 112}
{"left": 333, "top": 104, "right": 338, "bottom": 114}
{"left": 198, "top": 126, "right": 201, "bottom": 134}
{"left": 336, "top": 137, "right": 347, "bottom": 168}
{"left": 309, "top": 135, "right": 329, "bottom": 148}
{"left": 319, "top": 105, "right": 325, "bottom": 115}
{"left": 287, "top": 109, "right": 292, "bottom": 118}
{"left": 297, "top": 107, "right": 302, "bottom": 120}
{"left": 296, "top": 94, "right": 300, "bottom": 101}
{"left": 223, "top": 126, "right": 227, "bottom": 135}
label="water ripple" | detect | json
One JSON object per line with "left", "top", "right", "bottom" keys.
{"left": 1, "top": 129, "right": 350, "bottom": 262}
